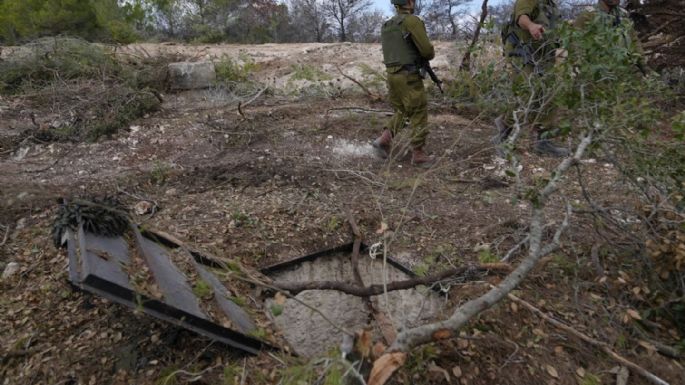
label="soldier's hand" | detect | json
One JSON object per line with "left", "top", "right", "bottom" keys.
{"left": 527, "top": 23, "right": 545, "bottom": 40}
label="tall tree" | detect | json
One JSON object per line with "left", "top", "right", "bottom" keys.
{"left": 322, "top": 0, "right": 372, "bottom": 42}
{"left": 347, "top": 9, "right": 385, "bottom": 42}
{"left": 459, "top": 0, "right": 488, "bottom": 71}
{"left": 289, "top": 0, "right": 330, "bottom": 42}
{"left": 144, "top": 0, "right": 186, "bottom": 37}
{"left": 487, "top": 1, "right": 513, "bottom": 31}
{"left": 0, "top": 0, "right": 137, "bottom": 43}
{"left": 424, "top": 0, "right": 469, "bottom": 39}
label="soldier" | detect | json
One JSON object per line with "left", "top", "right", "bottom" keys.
{"left": 574, "top": 0, "right": 646, "bottom": 73}
{"left": 494, "top": 0, "right": 569, "bottom": 157}
{"left": 372, "top": 0, "right": 435, "bottom": 167}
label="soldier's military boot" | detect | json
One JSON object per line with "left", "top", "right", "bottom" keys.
{"left": 491, "top": 115, "right": 512, "bottom": 157}
{"left": 372, "top": 129, "right": 393, "bottom": 159}
{"left": 410, "top": 147, "right": 434, "bottom": 168}
{"left": 534, "top": 138, "right": 570, "bottom": 158}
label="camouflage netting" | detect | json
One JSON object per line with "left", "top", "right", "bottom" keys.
{"left": 628, "top": 0, "right": 685, "bottom": 69}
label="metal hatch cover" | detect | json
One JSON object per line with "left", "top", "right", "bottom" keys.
{"left": 66, "top": 223, "right": 267, "bottom": 355}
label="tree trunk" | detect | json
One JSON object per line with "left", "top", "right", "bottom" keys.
{"left": 460, "top": 0, "right": 488, "bottom": 72}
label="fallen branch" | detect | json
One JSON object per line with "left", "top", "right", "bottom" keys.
{"left": 365, "top": 133, "right": 592, "bottom": 385}
{"left": 642, "top": 338, "right": 682, "bottom": 359}
{"left": 507, "top": 292, "right": 671, "bottom": 385}
{"left": 346, "top": 209, "right": 398, "bottom": 345}
{"left": 0, "top": 224, "right": 10, "bottom": 247}
{"left": 272, "top": 263, "right": 511, "bottom": 297}
{"left": 335, "top": 64, "right": 381, "bottom": 100}
{"left": 501, "top": 235, "right": 529, "bottom": 263}
{"left": 237, "top": 85, "right": 268, "bottom": 117}
{"left": 385, "top": 132, "right": 591, "bottom": 353}
{"left": 22, "top": 145, "right": 77, "bottom": 174}
{"left": 325, "top": 107, "right": 393, "bottom": 115}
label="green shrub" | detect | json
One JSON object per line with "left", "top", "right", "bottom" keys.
{"left": 106, "top": 20, "right": 139, "bottom": 44}
{"left": 192, "top": 25, "right": 225, "bottom": 44}
{"left": 214, "top": 56, "right": 257, "bottom": 83}
{"left": 290, "top": 64, "right": 332, "bottom": 82}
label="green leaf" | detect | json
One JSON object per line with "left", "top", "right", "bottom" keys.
{"left": 270, "top": 304, "right": 283, "bottom": 317}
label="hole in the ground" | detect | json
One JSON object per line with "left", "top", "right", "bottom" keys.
{"left": 261, "top": 244, "right": 444, "bottom": 357}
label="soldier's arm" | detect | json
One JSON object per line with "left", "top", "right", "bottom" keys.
{"left": 515, "top": 0, "right": 544, "bottom": 39}
{"left": 518, "top": 14, "right": 544, "bottom": 40}
{"left": 405, "top": 15, "right": 435, "bottom": 61}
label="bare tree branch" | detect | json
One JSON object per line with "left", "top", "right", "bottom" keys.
{"left": 508, "top": 292, "right": 671, "bottom": 385}
{"left": 460, "top": 0, "right": 489, "bottom": 71}
{"left": 383, "top": 130, "right": 593, "bottom": 352}
{"left": 272, "top": 263, "right": 512, "bottom": 297}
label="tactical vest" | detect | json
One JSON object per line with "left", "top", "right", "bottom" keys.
{"left": 381, "top": 14, "right": 420, "bottom": 67}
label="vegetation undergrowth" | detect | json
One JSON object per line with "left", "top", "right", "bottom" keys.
{"left": 0, "top": 37, "right": 162, "bottom": 141}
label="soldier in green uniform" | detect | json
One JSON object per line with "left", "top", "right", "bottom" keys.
{"left": 372, "top": 0, "right": 435, "bottom": 167}
{"left": 574, "top": 0, "right": 646, "bottom": 73}
{"left": 494, "top": 0, "right": 570, "bottom": 157}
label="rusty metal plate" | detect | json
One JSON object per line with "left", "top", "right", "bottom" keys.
{"left": 67, "top": 223, "right": 267, "bottom": 355}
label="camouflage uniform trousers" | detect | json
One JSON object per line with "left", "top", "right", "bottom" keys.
{"left": 503, "top": 56, "right": 558, "bottom": 136}
{"left": 386, "top": 70, "right": 429, "bottom": 148}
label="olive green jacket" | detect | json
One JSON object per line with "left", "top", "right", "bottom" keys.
{"left": 382, "top": 9, "right": 434, "bottom": 74}
{"left": 511, "top": 0, "right": 561, "bottom": 45}
{"left": 502, "top": 0, "right": 561, "bottom": 67}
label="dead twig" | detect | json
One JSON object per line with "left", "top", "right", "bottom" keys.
{"left": 590, "top": 242, "right": 604, "bottom": 276}
{"left": 335, "top": 64, "right": 380, "bottom": 100}
{"left": 272, "top": 263, "right": 511, "bottom": 297}
{"left": 325, "top": 107, "right": 393, "bottom": 115}
{"left": 0, "top": 224, "right": 10, "bottom": 247}
{"left": 642, "top": 338, "right": 682, "bottom": 359}
{"left": 161, "top": 364, "right": 220, "bottom": 385}
{"left": 22, "top": 146, "right": 77, "bottom": 174}
{"left": 237, "top": 85, "right": 268, "bottom": 117}
{"left": 116, "top": 186, "right": 160, "bottom": 221}
{"left": 346, "top": 209, "right": 398, "bottom": 345}
{"left": 501, "top": 235, "right": 529, "bottom": 263}
{"left": 507, "top": 292, "right": 671, "bottom": 385}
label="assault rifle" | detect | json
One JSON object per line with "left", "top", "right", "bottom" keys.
{"left": 503, "top": 31, "right": 542, "bottom": 75}
{"left": 403, "top": 33, "right": 443, "bottom": 94}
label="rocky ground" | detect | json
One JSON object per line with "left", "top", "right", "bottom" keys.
{"left": 0, "top": 42, "right": 683, "bottom": 385}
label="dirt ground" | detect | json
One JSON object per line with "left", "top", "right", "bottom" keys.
{"left": 1, "top": 42, "right": 683, "bottom": 385}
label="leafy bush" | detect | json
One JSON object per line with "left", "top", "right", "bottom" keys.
{"left": 106, "top": 20, "right": 139, "bottom": 44}
{"left": 290, "top": 64, "right": 332, "bottom": 82}
{"left": 549, "top": 14, "right": 685, "bottom": 337}
{"left": 447, "top": 60, "right": 511, "bottom": 116}
{"left": 214, "top": 56, "right": 257, "bottom": 83}
{"left": 0, "top": 0, "right": 141, "bottom": 44}
{"left": 192, "top": 25, "right": 225, "bottom": 44}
